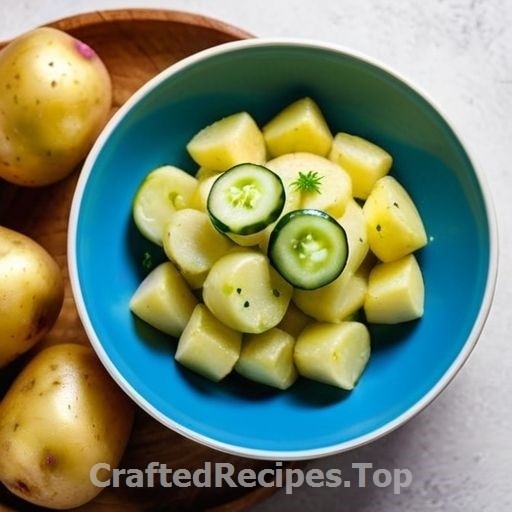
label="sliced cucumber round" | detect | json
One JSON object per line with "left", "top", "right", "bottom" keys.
{"left": 207, "top": 163, "right": 285, "bottom": 236}
{"left": 268, "top": 209, "right": 349, "bottom": 290}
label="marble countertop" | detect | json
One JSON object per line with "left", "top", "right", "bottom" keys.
{"left": 1, "top": 1, "right": 510, "bottom": 511}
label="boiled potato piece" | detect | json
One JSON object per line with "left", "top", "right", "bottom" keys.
{"left": 363, "top": 175, "right": 427, "bottom": 262}
{"left": 266, "top": 152, "right": 352, "bottom": 218}
{"left": 235, "top": 328, "right": 297, "bottom": 390}
{"left": 294, "top": 321, "right": 371, "bottom": 390}
{"left": 293, "top": 265, "right": 369, "bottom": 323}
{"left": 263, "top": 97, "right": 333, "bottom": 157}
{"left": 163, "top": 208, "right": 234, "bottom": 289}
{"left": 0, "top": 226, "right": 64, "bottom": 367}
{"left": 202, "top": 249, "right": 292, "bottom": 333}
{"left": 277, "top": 301, "right": 313, "bottom": 338}
{"left": 0, "top": 343, "right": 135, "bottom": 509}
{"left": 364, "top": 254, "right": 424, "bottom": 324}
{"left": 329, "top": 132, "right": 392, "bottom": 199}
{"left": 0, "top": 27, "right": 112, "bottom": 186}
{"left": 132, "top": 165, "right": 198, "bottom": 246}
{"left": 336, "top": 199, "right": 369, "bottom": 274}
{"left": 226, "top": 231, "right": 268, "bottom": 247}
{"left": 195, "top": 166, "right": 222, "bottom": 181}
{"left": 189, "top": 172, "right": 222, "bottom": 212}
{"left": 129, "top": 261, "right": 198, "bottom": 337}
{"left": 175, "top": 304, "right": 242, "bottom": 382}
{"left": 186, "top": 112, "right": 266, "bottom": 171}
{"left": 262, "top": 154, "right": 300, "bottom": 216}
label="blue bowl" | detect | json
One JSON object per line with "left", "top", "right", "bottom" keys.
{"left": 68, "top": 39, "right": 498, "bottom": 460}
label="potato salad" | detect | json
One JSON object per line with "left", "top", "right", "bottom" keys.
{"left": 129, "top": 97, "right": 427, "bottom": 391}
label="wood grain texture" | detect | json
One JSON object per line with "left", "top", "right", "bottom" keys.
{"left": 0, "top": 9, "right": 303, "bottom": 512}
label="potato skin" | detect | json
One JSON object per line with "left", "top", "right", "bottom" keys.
{"left": 0, "top": 343, "right": 135, "bottom": 509}
{"left": 0, "top": 27, "right": 112, "bottom": 186}
{"left": 0, "top": 226, "right": 64, "bottom": 367}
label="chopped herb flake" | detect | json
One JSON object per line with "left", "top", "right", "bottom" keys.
{"left": 142, "top": 252, "right": 153, "bottom": 270}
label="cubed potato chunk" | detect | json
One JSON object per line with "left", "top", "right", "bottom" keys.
{"left": 195, "top": 166, "right": 221, "bottom": 180}
{"left": 362, "top": 175, "right": 427, "bottom": 262}
{"left": 235, "top": 328, "right": 297, "bottom": 390}
{"left": 266, "top": 152, "right": 352, "bottom": 218}
{"left": 294, "top": 321, "right": 371, "bottom": 390}
{"left": 175, "top": 304, "right": 242, "bottom": 382}
{"left": 364, "top": 254, "right": 424, "bottom": 324}
{"left": 132, "top": 165, "right": 198, "bottom": 246}
{"left": 202, "top": 249, "right": 293, "bottom": 333}
{"left": 186, "top": 112, "right": 266, "bottom": 171}
{"left": 189, "top": 173, "right": 221, "bottom": 212}
{"left": 129, "top": 262, "right": 198, "bottom": 337}
{"left": 293, "top": 265, "right": 369, "bottom": 323}
{"left": 336, "top": 199, "right": 369, "bottom": 274}
{"left": 263, "top": 97, "right": 333, "bottom": 157}
{"left": 277, "top": 301, "right": 313, "bottom": 338}
{"left": 163, "top": 209, "right": 234, "bottom": 289}
{"left": 226, "top": 231, "right": 268, "bottom": 248}
{"left": 329, "top": 132, "right": 392, "bottom": 199}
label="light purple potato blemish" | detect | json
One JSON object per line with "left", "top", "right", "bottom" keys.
{"left": 74, "top": 39, "right": 96, "bottom": 59}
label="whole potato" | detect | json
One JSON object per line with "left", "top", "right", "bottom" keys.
{"left": 0, "top": 226, "right": 64, "bottom": 367}
{"left": 0, "top": 343, "right": 135, "bottom": 509}
{"left": 0, "top": 27, "right": 112, "bottom": 186}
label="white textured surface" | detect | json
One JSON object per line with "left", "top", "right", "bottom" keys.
{"left": 1, "top": 1, "right": 510, "bottom": 510}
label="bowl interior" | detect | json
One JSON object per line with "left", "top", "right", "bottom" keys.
{"left": 71, "top": 40, "right": 494, "bottom": 458}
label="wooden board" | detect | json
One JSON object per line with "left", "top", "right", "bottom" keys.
{"left": 0, "top": 9, "right": 303, "bottom": 512}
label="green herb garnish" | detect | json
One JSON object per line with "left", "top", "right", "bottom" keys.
{"left": 292, "top": 170, "right": 323, "bottom": 194}
{"left": 142, "top": 251, "right": 153, "bottom": 270}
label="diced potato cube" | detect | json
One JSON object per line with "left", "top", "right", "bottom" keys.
{"left": 186, "top": 112, "right": 266, "bottom": 171}
{"left": 189, "top": 173, "right": 221, "bottom": 212}
{"left": 259, "top": 152, "right": 353, "bottom": 253}
{"left": 195, "top": 166, "right": 222, "bottom": 180}
{"left": 266, "top": 152, "right": 352, "bottom": 218}
{"left": 163, "top": 209, "right": 234, "bottom": 289}
{"left": 277, "top": 301, "right": 313, "bottom": 338}
{"left": 294, "top": 321, "right": 371, "bottom": 390}
{"left": 129, "top": 262, "right": 198, "bottom": 337}
{"left": 362, "top": 175, "right": 427, "bottom": 262}
{"left": 364, "top": 254, "right": 424, "bottom": 324}
{"left": 263, "top": 97, "right": 333, "bottom": 157}
{"left": 293, "top": 265, "right": 369, "bottom": 323}
{"left": 175, "top": 304, "right": 242, "bottom": 382}
{"left": 235, "top": 328, "right": 297, "bottom": 390}
{"left": 336, "top": 199, "right": 369, "bottom": 274}
{"left": 224, "top": 231, "right": 266, "bottom": 247}
{"left": 202, "top": 249, "right": 293, "bottom": 333}
{"left": 329, "top": 133, "right": 392, "bottom": 199}
{"left": 260, "top": 156, "right": 302, "bottom": 226}
{"left": 132, "top": 165, "right": 198, "bottom": 246}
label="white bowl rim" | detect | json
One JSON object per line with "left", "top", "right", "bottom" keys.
{"left": 68, "top": 36, "right": 499, "bottom": 461}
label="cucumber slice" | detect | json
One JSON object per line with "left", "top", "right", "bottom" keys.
{"left": 207, "top": 163, "right": 285, "bottom": 236}
{"left": 268, "top": 209, "right": 349, "bottom": 290}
